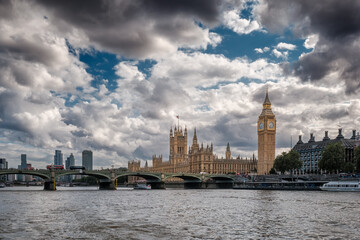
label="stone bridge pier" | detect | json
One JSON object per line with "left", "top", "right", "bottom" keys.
{"left": 44, "top": 169, "right": 56, "bottom": 191}
{"left": 99, "top": 171, "right": 116, "bottom": 190}
{"left": 43, "top": 181, "right": 56, "bottom": 190}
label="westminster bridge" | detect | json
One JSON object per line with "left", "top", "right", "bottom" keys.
{"left": 0, "top": 169, "right": 236, "bottom": 190}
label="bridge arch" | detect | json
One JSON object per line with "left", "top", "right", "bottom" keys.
{"left": 0, "top": 170, "right": 50, "bottom": 180}
{"left": 164, "top": 174, "right": 202, "bottom": 182}
{"left": 56, "top": 171, "right": 110, "bottom": 180}
{"left": 116, "top": 172, "right": 162, "bottom": 182}
{"left": 204, "top": 175, "right": 235, "bottom": 182}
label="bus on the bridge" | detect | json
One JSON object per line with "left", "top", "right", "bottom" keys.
{"left": 46, "top": 165, "right": 64, "bottom": 170}
{"left": 70, "top": 166, "right": 85, "bottom": 170}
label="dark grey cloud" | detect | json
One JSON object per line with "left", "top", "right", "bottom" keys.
{"left": 256, "top": 0, "right": 360, "bottom": 94}
{"left": 212, "top": 113, "right": 257, "bottom": 150}
{"left": 36, "top": 0, "right": 222, "bottom": 58}
{"left": 320, "top": 108, "right": 349, "bottom": 121}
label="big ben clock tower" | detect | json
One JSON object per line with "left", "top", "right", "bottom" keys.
{"left": 257, "top": 88, "right": 276, "bottom": 175}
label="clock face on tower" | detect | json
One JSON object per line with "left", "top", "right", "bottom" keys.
{"left": 268, "top": 121, "right": 274, "bottom": 129}
{"left": 259, "top": 122, "right": 264, "bottom": 130}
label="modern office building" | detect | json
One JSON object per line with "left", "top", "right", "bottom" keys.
{"left": 0, "top": 158, "right": 8, "bottom": 181}
{"left": 0, "top": 158, "right": 8, "bottom": 169}
{"left": 82, "top": 150, "right": 93, "bottom": 170}
{"left": 293, "top": 129, "right": 360, "bottom": 173}
{"left": 21, "top": 154, "right": 27, "bottom": 169}
{"left": 17, "top": 154, "right": 28, "bottom": 182}
{"left": 65, "top": 153, "right": 75, "bottom": 170}
{"left": 54, "top": 150, "right": 63, "bottom": 166}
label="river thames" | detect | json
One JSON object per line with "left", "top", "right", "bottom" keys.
{"left": 0, "top": 187, "right": 359, "bottom": 239}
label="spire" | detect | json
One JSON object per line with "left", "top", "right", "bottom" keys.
{"left": 226, "top": 142, "right": 230, "bottom": 152}
{"left": 225, "top": 142, "right": 231, "bottom": 159}
{"left": 193, "top": 128, "right": 197, "bottom": 144}
{"left": 260, "top": 87, "right": 274, "bottom": 116}
{"left": 263, "top": 86, "right": 271, "bottom": 107}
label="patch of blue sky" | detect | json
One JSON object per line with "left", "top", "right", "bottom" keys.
{"left": 79, "top": 48, "right": 155, "bottom": 86}
{"left": 79, "top": 50, "right": 119, "bottom": 92}
{"left": 240, "top": 0, "right": 257, "bottom": 19}
{"left": 207, "top": 27, "right": 312, "bottom": 64}
{"left": 206, "top": 28, "right": 279, "bottom": 60}
{"left": 50, "top": 90, "right": 78, "bottom": 108}
{"left": 136, "top": 59, "right": 157, "bottom": 80}
{"left": 63, "top": 94, "right": 79, "bottom": 108}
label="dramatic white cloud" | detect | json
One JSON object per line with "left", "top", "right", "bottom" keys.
{"left": 304, "top": 34, "right": 319, "bottom": 49}
{"left": 272, "top": 49, "right": 288, "bottom": 59}
{"left": 276, "top": 42, "right": 296, "bottom": 50}
{"left": 222, "top": 9, "right": 261, "bottom": 35}
{"left": 254, "top": 47, "right": 270, "bottom": 53}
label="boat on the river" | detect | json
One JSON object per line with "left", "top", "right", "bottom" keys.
{"left": 320, "top": 181, "right": 360, "bottom": 192}
{"left": 133, "top": 183, "right": 151, "bottom": 190}
{"left": 0, "top": 182, "right": 5, "bottom": 188}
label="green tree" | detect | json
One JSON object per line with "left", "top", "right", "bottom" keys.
{"left": 354, "top": 145, "right": 360, "bottom": 173}
{"left": 343, "top": 162, "right": 354, "bottom": 173}
{"left": 273, "top": 150, "right": 302, "bottom": 174}
{"left": 318, "top": 142, "right": 345, "bottom": 173}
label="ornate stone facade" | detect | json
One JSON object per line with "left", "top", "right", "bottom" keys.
{"left": 128, "top": 126, "right": 257, "bottom": 174}
{"left": 257, "top": 89, "right": 276, "bottom": 175}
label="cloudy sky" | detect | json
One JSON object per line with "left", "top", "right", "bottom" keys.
{"left": 1, "top": 0, "right": 360, "bottom": 169}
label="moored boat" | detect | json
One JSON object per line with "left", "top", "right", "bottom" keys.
{"left": 320, "top": 181, "right": 360, "bottom": 192}
{"left": 133, "top": 183, "right": 151, "bottom": 190}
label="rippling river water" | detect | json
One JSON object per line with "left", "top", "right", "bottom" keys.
{"left": 0, "top": 187, "right": 359, "bottom": 239}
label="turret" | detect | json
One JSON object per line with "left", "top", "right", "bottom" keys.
{"left": 323, "top": 131, "right": 330, "bottom": 141}
{"left": 336, "top": 128, "right": 344, "bottom": 139}
{"left": 308, "top": 133, "right": 315, "bottom": 143}
{"left": 351, "top": 130, "right": 356, "bottom": 140}
{"left": 297, "top": 135, "right": 304, "bottom": 144}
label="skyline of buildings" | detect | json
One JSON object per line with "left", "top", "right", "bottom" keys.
{"left": 54, "top": 150, "right": 63, "bottom": 166}
{"left": 65, "top": 153, "right": 75, "bottom": 170}
{"left": 82, "top": 150, "right": 93, "bottom": 171}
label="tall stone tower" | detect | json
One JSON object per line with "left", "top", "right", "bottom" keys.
{"left": 169, "top": 126, "right": 187, "bottom": 166}
{"left": 225, "top": 143, "right": 231, "bottom": 159}
{"left": 257, "top": 88, "right": 276, "bottom": 175}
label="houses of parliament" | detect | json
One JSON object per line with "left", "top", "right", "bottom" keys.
{"left": 129, "top": 90, "right": 276, "bottom": 175}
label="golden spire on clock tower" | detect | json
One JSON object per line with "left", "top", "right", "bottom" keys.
{"left": 257, "top": 87, "right": 276, "bottom": 175}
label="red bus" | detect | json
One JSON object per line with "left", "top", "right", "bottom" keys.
{"left": 46, "top": 165, "right": 64, "bottom": 170}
